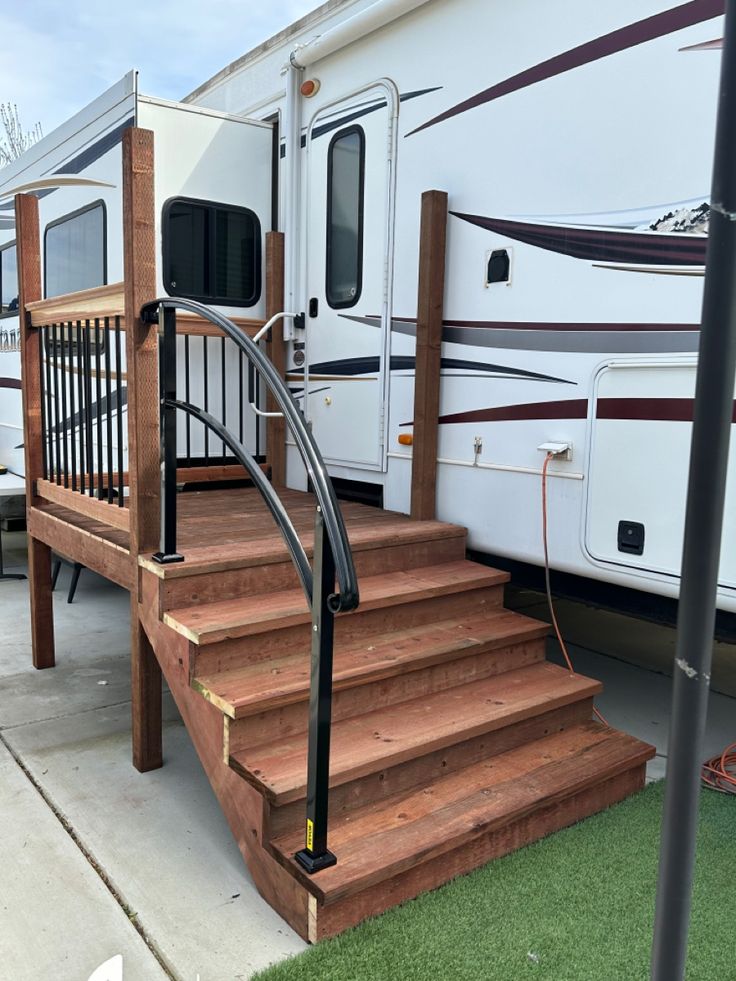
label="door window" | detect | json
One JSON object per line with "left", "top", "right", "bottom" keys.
{"left": 325, "top": 126, "right": 365, "bottom": 309}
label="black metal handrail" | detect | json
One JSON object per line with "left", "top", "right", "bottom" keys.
{"left": 141, "top": 297, "right": 360, "bottom": 873}
{"left": 140, "top": 297, "right": 359, "bottom": 615}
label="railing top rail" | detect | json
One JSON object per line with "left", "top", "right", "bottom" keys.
{"left": 141, "top": 296, "right": 359, "bottom": 614}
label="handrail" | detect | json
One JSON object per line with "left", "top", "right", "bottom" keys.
{"left": 170, "top": 398, "right": 313, "bottom": 602}
{"left": 140, "top": 296, "right": 359, "bottom": 614}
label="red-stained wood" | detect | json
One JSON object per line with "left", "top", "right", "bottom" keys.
{"left": 17, "top": 193, "right": 55, "bottom": 669}
{"left": 271, "top": 722, "right": 653, "bottom": 906}
{"left": 28, "top": 506, "right": 133, "bottom": 591}
{"left": 410, "top": 189, "right": 448, "bottom": 521}
{"left": 265, "top": 232, "right": 287, "bottom": 487}
{"left": 36, "top": 479, "right": 130, "bottom": 532}
{"left": 163, "top": 560, "right": 508, "bottom": 646}
{"left": 308, "top": 765, "right": 647, "bottom": 941}
{"left": 194, "top": 610, "right": 548, "bottom": 719}
{"left": 122, "top": 127, "right": 162, "bottom": 771}
{"left": 131, "top": 601, "right": 163, "bottom": 773}
{"left": 123, "top": 127, "right": 159, "bottom": 556}
{"left": 229, "top": 663, "right": 602, "bottom": 806}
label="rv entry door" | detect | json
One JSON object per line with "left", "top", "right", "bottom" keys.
{"left": 302, "top": 82, "right": 397, "bottom": 470}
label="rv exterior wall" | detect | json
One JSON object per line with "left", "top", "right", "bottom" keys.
{"left": 203, "top": 0, "right": 728, "bottom": 607}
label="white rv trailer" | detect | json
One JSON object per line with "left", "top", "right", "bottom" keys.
{"left": 1, "top": 0, "right": 731, "bottom": 607}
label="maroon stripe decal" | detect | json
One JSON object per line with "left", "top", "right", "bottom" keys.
{"left": 0, "top": 377, "right": 21, "bottom": 390}
{"left": 401, "top": 398, "right": 590, "bottom": 427}
{"left": 452, "top": 213, "right": 708, "bottom": 266}
{"left": 596, "top": 397, "right": 736, "bottom": 421}
{"left": 408, "top": 0, "right": 724, "bottom": 136}
{"left": 442, "top": 320, "right": 700, "bottom": 333}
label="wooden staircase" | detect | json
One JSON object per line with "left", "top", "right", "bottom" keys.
{"left": 137, "top": 506, "right": 654, "bottom": 942}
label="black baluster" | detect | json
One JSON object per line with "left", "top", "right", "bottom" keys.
{"left": 68, "top": 321, "right": 76, "bottom": 491}
{"left": 60, "top": 323, "right": 69, "bottom": 487}
{"left": 221, "top": 336, "right": 227, "bottom": 459}
{"left": 45, "top": 327, "right": 54, "bottom": 482}
{"left": 184, "top": 333, "right": 191, "bottom": 466}
{"left": 95, "top": 320, "right": 103, "bottom": 497}
{"left": 238, "top": 348, "right": 244, "bottom": 447}
{"left": 115, "top": 317, "right": 124, "bottom": 507}
{"left": 104, "top": 318, "right": 114, "bottom": 503}
{"left": 76, "top": 322, "right": 86, "bottom": 495}
{"left": 52, "top": 324, "right": 61, "bottom": 485}
{"left": 84, "top": 320, "right": 95, "bottom": 497}
{"left": 39, "top": 326, "right": 47, "bottom": 480}
{"left": 203, "top": 335, "right": 209, "bottom": 461}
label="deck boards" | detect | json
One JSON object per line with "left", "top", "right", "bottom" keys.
{"left": 230, "top": 663, "right": 602, "bottom": 805}
{"left": 33, "top": 486, "right": 467, "bottom": 593}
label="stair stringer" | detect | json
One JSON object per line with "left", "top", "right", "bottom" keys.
{"left": 138, "top": 568, "right": 312, "bottom": 940}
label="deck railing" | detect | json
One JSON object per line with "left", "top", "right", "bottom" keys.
{"left": 141, "top": 295, "right": 360, "bottom": 871}
{"left": 37, "top": 316, "right": 127, "bottom": 509}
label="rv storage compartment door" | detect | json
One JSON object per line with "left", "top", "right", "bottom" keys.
{"left": 586, "top": 361, "right": 736, "bottom": 588}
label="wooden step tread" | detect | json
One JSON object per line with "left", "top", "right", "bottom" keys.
{"left": 229, "top": 662, "right": 601, "bottom": 805}
{"left": 194, "top": 610, "right": 549, "bottom": 718}
{"left": 141, "top": 517, "right": 467, "bottom": 579}
{"left": 165, "top": 560, "right": 509, "bottom": 646}
{"left": 270, "top": 722, "right": 655, "bottom": 903}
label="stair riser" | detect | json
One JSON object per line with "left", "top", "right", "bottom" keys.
{"left": 161, "top": 534, "right": 467, "bottom": 611}
{"left": 192, "top": 584, "right": 505, "bottom": 678}
{"left": 308, "top": 763, "right": 646, "bottom": 940}
{"left": 265, "top": 698, "right": 594, "bottom": 840}
{"left": 227, "top": 637, "right": 548, "bottom": 754}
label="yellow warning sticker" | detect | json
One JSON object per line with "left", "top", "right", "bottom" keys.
{"left": 306, "top": 819, "right": 314, "bottom": 851}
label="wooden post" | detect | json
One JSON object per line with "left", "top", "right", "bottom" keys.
{"left": 410, "top": 190, "right": 448, "bottom": 521}
{"left": 16, "top": 193, "right": 56, "bottom": 669}
{"left": 122, "top": 127, "right": 162, "bottom": 771}
{"left": 265, "top": 231, "right": 287, "bottom": 487}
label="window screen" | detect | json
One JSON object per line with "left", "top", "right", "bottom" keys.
{"left": 0, "top": 243, "right": 18, "bottom": 315}
{"left": 326, "top": 126, "right": 364, "bottom": 308}
{"left": 44, "top": 202, "right": 106, "bottom": 298}
{"left": 163, "top": 198, "right": 261, "bottom": 307}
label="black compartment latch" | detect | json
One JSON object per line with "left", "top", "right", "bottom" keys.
{"left": 618, "top": 520, "right": 645, "bottom": 556}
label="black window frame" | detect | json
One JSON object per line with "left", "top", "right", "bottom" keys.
{"left": 43, "top": 199, "right": 108, "bottom": 299}
{"left": 162, "top": 196, "right": 262, "bottom": 308}
{"left": 0, "top": 239, "right": 18, "bottom": 319}
{"left": 325, "top": 124, "right": 365, "bottom": 310}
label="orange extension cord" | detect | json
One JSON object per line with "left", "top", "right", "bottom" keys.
{"left": 702, "top": 743, "right": 736, "bottom": 794}
{"left": 541, "top": 451, "right": 609, "bottom": 727}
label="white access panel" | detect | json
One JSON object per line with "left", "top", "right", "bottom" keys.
{"left": 586, "top": 361, "right": 736, "bottom": 589}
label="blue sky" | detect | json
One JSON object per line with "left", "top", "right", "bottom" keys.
{"left": 0, "top": 0, "right": 318, "bottom": 137}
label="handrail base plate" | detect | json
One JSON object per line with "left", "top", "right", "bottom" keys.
{"left": 294, "top": 848, "right": 337, "bottom": 874}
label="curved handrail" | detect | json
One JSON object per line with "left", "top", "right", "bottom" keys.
{"left": 141, "top": 296, "right": 359, "bottom": 614}
{"left": 171, "top": 399, "right": 313, "bottom": 602}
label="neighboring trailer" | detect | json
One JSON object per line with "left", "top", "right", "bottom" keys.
{"left": 3, "top": 0, "right": 732, "bottom": 608}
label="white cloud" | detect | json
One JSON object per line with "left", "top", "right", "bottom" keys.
{"left": 0, "top": 0, "right": 318, "bottom": 135}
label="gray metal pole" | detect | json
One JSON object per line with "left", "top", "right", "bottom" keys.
{"left": 651, "top": 4, "right": 736, "bottom": 978}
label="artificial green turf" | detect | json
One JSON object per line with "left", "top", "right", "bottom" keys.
{"left": 254, "top": 782, "right": 735, "bottom": 980}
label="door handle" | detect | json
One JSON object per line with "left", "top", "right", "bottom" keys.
{"left": 309, "top": 297, "right": 319, "bottom": 318}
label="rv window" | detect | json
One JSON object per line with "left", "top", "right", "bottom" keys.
{"left": 326, "top": 126, "right": 364, "bottom": 309}
{"left": 163, "top": 198, "right": 261, "bottom": 307}
{"left": 0, "top": 243, "right": 18, "bottom": 316}
{"left": 44, "top": 201, "right": 106, "bottom": 298}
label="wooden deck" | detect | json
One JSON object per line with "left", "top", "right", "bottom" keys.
{"left": 28, "top": 485, "right": 468, "bottom": 591}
